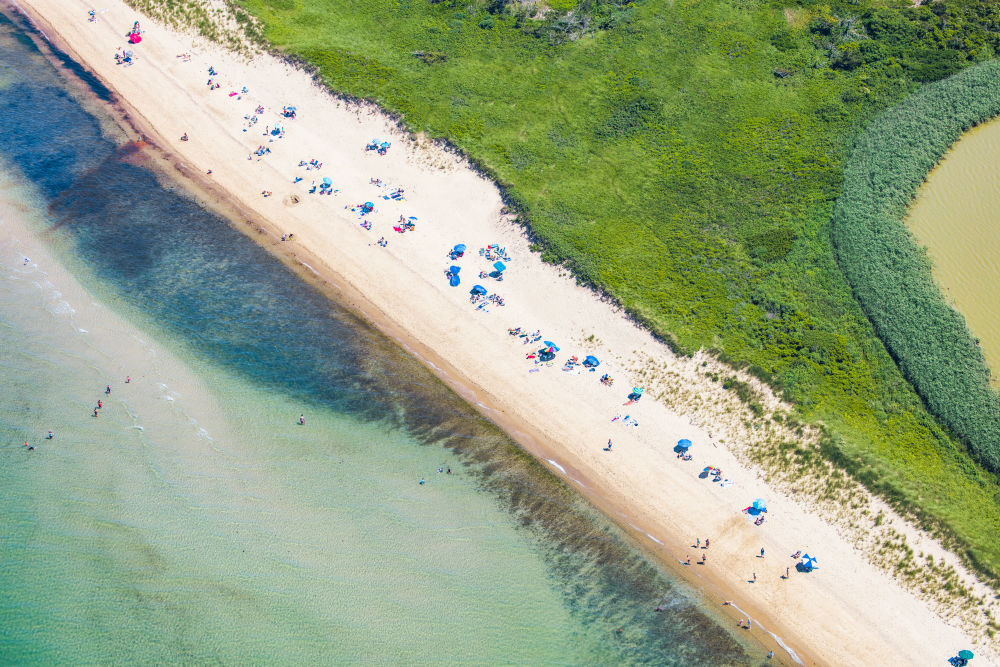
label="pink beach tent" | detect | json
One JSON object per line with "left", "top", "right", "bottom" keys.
{"left": 129, "top": 32, "right": 142, "bottom": 44}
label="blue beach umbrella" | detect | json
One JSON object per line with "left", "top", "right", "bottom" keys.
{"left": 322, "top": 177, "right": 332, "bottom": 186}
{"left": 800, "top": 553, "right": 818, "bottom": 570}
{"left": 470, "top": 285, "right": 487, "bottom": 295}
{"left": 364, "top": 201, "right": 374, "bottom": 208}
{"left": 584, "top": 355, "right": 600, "bottom": 367}
{"left": 958, "top": 650, "right": 974, "bottom": 660}
{"left": 493, "top": 261, "right": 507, "bottom": 272}
{"left": 753, "top": 498, "right": 767, "bottom": 512}
{"left": 449, "top": 266, "right": 461, "bottom": 274}
{"left": 677, "top": 438, "right": 692, "bottom": 450}
{"left": 449, "top": 273, "right": 461, "bottom": 287}
{"left": 453, "top": 243, "right": 467, "bottom": 253}
{"left": 542, "top": 341, "right": 560, "bottom": 351}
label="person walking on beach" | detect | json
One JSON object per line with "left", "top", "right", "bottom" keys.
{"left": 760, "top": 547, "right": 765, "bottom": 558}
{"left": 98, "top": 400, "right": 102, "bottom": 410}
{"left": 785, "top": 566, "right": 789, "bottom": 578}
{"left": 605, "top": 439, "right": 612, "bottom": 451}
{"left": 752, "top": 572, "right": 756, "bottom": 583}
{"left": 705, "top": 538, "right": 709, "bottom": 548}
{"left": 105, "top": 385, "right": 111, "bottom": 395}
{"left": 696, "top": 538, "right": 700, "bottom": 548}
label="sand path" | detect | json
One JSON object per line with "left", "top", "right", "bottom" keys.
{"left": 9, "top": 0, "right": 988, "bottom": 663}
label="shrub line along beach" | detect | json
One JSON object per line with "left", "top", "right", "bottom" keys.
{"left": 9, "top": 0, "right": 994, "bottom": 662}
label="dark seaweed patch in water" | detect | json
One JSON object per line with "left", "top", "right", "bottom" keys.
{"left": 382, "top": 359, "right": 752, "bottom": 664}
{"left": 0, "top": 84, "right": 113, "bottom": 196}
{"left": 0, "top": 10, "right": 113, "bottom": 102}
{"left": 0, "top": 20, "right": 756, "bottom": 664}
{"left": 47, "top": 158, "right": 391, "bottom": 420}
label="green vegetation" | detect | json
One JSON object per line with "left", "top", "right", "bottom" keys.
{"left": 223, "top": 0, "right": 1000, "bottom": 577}
{"left": 126, "top": 0, "right": 263, "bottom": 53}
{"left": 832, "top": 59, "right": 1000, "bottom": 475}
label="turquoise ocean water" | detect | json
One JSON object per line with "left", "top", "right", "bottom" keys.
{"left": 0, "top": 12, "right": 761, "bottom": 664}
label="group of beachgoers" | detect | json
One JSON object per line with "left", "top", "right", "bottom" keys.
{"left": 501, "top": 313, "right": 805, "bottom": 648}
{"left": 23, "top": 377, "right": 130, "bottom": 452}
{"left": 112, "top": 46, "right": 135, "bottom": 66}
{"left": 149, "top": 38, "right": 442, "bottom": 258}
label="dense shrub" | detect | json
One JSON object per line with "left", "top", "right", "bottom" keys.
{"left": 831, "top": 59, "right": 1000, "bottom": 474}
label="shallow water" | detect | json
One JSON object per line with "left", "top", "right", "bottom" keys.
{"left": 0, "top": 11, "right": 760, "bottom": 664}
{"left": 906, "top": 117, "right": 1000, "bottom": 386}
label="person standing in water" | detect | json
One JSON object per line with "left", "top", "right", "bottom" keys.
{"left": 47, "top": 430, "right": 53, "bottom": 440}
{"left": 298, "top": 414, "right": 305, "bottom": 426}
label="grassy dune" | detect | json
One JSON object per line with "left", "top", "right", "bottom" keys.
{"left": 224, "top": 0, "right": 1000, "bottom": 577}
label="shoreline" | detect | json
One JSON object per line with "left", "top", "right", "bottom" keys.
{"left": 7, "top": 1, "right": 992, "bottom": 663}
{"left": 1, "top": 14, "right": 797, "bottom": 656}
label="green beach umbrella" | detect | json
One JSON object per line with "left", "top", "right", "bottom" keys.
{"left": 958, "top": 650, "right": 974, "bottom": 660}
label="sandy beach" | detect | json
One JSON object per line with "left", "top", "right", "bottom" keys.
{"left": 8, "top": 0, "right": 994, "bottom": 663}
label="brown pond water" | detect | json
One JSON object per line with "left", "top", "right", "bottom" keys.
{"left": 906, "top": 117, "right": 1000, "bottom": 387}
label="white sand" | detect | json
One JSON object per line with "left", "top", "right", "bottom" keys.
{"left": 11, "top": 0, "right": 993, "bottom": 663}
